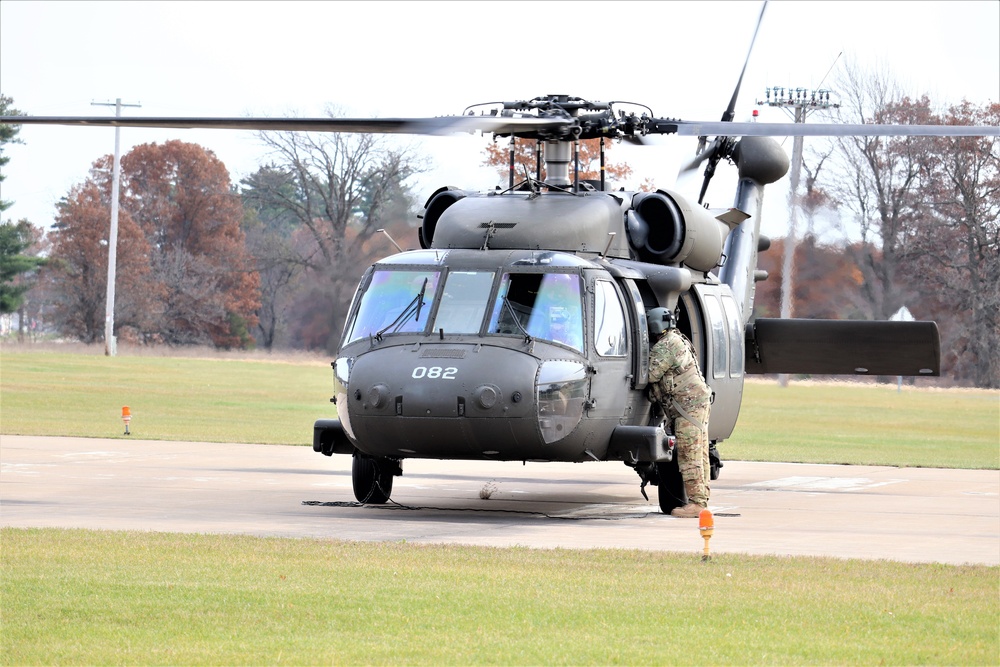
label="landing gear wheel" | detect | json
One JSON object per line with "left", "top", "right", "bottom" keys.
{"left": 352, "top": 454, "right": 394, "bottom": 504}
{"left": 655, "top": 459, "right": 687, "bottom": 515}
{"left": 709, "top": 442, "right": 723, "bottom": 481}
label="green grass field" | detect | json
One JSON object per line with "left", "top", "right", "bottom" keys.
{"left": 2, "top": 346, "right": 998, "bottom": 665}
{"left": 726, "top": 380, "right": 999, "bottom": 469}
{"left": 2, "top": 346, "right": 997, "bottom": 468}
{"left": 0, "top": 346, "right": 333, "bottom": 444}
{"left": 3, "top": 529, "right": 997, "bottom": 666}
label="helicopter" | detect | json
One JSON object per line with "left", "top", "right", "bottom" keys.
{"left": 3, "top": 11, "right": 997, "bottom": 515}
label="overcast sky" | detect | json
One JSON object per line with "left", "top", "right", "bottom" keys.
{"left": 2, "top": 0, "right": 998, "bottom": 240}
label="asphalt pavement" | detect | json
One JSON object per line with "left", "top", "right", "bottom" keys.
{"left": 1, "top": 435, "right": 997, "bottom": 565}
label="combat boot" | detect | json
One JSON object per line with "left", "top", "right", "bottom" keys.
{"left": 670, "top": 503, "right": 705, "bottom": 518}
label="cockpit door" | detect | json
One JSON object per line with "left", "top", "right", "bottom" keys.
{"left": 584, "top": 275, "right": 631, "bottom": 421}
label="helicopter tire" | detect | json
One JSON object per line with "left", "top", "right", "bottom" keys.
{"left": 709, "top": 443, "right": 723, "bottom": 481}
{"left": 655, "top": 459, "right": 687, "bottom": 515}
{"left": 352, "top": 454, "right": 393, "bottom": 504}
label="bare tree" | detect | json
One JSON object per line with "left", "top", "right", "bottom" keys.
{"left": 820, "top": 60, "right": 999, "bottom": 386}
{"left": 905, "top": 102, "right": 1000, "bottom": 387}
{"left": 825, "top": 60, "right": 937, "bottom": 321}
{"left": 247, "top": 112, "right": 426, "bottom": 351}
{"left": 241, "top": 165, "right": 309, "bottom": 350}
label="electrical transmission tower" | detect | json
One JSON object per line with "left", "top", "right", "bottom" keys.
{"left": 756, "top": 87, "right": 839, "bottom": 387}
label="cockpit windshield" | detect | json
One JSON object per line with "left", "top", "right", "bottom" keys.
{"left": 487, "top": 272, "right": 584, "bottom": 352}
{"left": 344, "top": 269, "right": 441, "bottom": 343}
{"left": 342, "top": 265, "right": 585, "bottom": 352}
{"left": 432, "top": 271, "right": 495, "bottom": 334}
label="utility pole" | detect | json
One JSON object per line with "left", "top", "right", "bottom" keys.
{"left": 91, "top": 98, "right": 141, "bottom": 356}
{"left": 756, "top": 87, "right": 838, "bottom": 386}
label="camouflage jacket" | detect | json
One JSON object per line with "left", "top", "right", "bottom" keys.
{"left": 647, "top": 328, "right": 705, "bottom": 403}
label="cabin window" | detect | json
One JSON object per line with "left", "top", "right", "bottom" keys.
{"left": 593, "top": 280, "right": 627, "bottom": 357}
{"left": 432, "top": 271, "right": 495, "bottom": 334}
{"left": 344, "top": 269, "right": 441, "bottom": 343}
{"left": 487, "top": 272, "right": 584, "bottom": 352}
{"left": 704, "top": 294, "right": 728, "bottom": 379}
{"left": 722, "top": 294, "right": 744, "bottom": 377}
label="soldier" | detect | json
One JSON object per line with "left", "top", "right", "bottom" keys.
{"left": 646, "top": 307, "right": 712, "bottom": 518}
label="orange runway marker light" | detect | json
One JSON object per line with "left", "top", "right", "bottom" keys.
{"left": 699, "top": 508, "right": 714, "bottom": 561}
{"left": 121, "top": 406, "right": 132, "bottom": 435}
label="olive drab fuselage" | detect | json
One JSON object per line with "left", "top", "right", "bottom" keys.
{"left": 317, "top": 184, "right": 768, "bottom": 470}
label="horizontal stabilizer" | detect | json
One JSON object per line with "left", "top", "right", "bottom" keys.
{"left": 746, "top": 318, "right": 940, "bottom": 376}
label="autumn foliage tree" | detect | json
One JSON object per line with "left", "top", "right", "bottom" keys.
{"left": 122, "top": 141, "right": 259, "bottom": 347}
{"left": 45, "top": 141, "right": 260, "bottom": 348}
{"left": 45, "top": 180, "right": 154, "bottom": 342}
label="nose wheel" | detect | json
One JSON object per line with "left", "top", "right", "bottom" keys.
{"left": 352, "top": 454, "right": 400, "bottom": 504}
{"left": 625, "top": 456, "right": 687, "bottom": 514}
{"left": 709, "top": 442, "right": 723, "bottom": 481}
{"left": 655, "top": 458, "right": 687, "bottom": 515}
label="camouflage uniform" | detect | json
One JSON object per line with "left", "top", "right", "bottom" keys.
{"left": 647, "top": 328, "right": 712, "bottom": 507}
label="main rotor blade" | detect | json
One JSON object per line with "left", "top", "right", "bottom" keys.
{"left": 0, "top": 115, "right": 573, "bottom": 137}
{"left": 722, "top": 0, "right": 768, "bottom": 123}
{"left": 667, "top": 120, "right": 1000, "bottom": 137}
{"left": 4, "top": 115, "right": 995, "bottom": 139}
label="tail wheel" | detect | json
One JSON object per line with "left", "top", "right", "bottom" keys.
{"left": 352, "top": 454, "right": 394, "bottom": 504}
{"left": 655, "top": 459, "right": 687, "bottom": 514}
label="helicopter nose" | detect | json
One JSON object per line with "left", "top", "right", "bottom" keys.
{"left": 344, "top": 344, "right": 543, "bottom": 459}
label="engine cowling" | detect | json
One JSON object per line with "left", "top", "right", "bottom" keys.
{"left": 625, "top": 189, "right": 738, "bottom": 272}
{"left": 419, "top": 186, "right": 467, "bottom": 249}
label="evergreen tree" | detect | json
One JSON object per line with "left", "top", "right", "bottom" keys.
{"left": 0, "top": 220, "right": 46, "bottom": 314}
{"left": 0, "top": 94, "right": 22, "bottom": 213}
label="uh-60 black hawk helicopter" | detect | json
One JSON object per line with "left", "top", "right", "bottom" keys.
{"left": 5, "top": 17, "right": 997, "bottom": 514}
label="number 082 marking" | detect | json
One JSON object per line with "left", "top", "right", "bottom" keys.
{"left": 411, "top": 366, "right": 458, "bottom": 380}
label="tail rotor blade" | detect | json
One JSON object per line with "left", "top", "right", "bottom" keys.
{"left": 679, "top": 138, "right": 719, "bottom": 176}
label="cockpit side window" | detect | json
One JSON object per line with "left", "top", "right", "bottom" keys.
{"left": 594, "top": 280, "right": 627, "bottom": 357}
{"left": 344, "top": 269, "right": 441, "bottom": 343}
{"left": 487, "top": 272, "right": 584, "bottom": 352}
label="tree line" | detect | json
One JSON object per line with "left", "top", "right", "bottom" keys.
{"left": 756, "top": 62, "right": 998, "bottom": 388}
{"left": 0, "top": 76, "right": 996, "bottom": 387}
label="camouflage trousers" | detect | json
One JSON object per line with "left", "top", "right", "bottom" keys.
{"left": 665, "top": 384, "right": 712, "bottom": 507}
